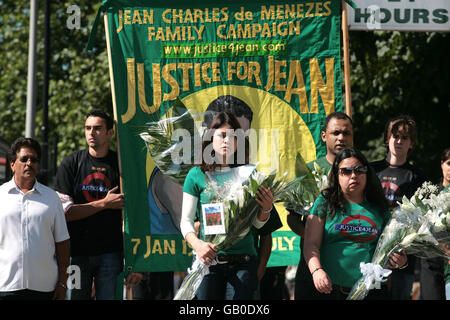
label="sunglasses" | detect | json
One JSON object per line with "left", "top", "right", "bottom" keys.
{"left": 19, "top": 156, "right": 39, "bottom": 164}
{"left": 338, "top": 166, "right": 367, "bottom": 176}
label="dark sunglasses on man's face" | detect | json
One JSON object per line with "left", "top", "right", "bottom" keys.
{"left": 338, "top": 165, "right": 367, "bottom": 176}
{"left": 19, "top": 156, "right": 39, "bottom": 164}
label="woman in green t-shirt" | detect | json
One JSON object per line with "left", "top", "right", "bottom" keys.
{"left": 180, "top": 111, "right": 274, "bottom": 300}
{"left": 303, "top": 147, "right": 408, "bottom": 299}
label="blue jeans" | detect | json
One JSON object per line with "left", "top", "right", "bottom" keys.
{"left": 69, "top": 252, "right": 123, "bottom": 300}
{"left": 196, "top": 257, "right": 258, "bottom": 300}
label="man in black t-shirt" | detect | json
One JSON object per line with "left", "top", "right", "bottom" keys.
{"left": 55, "top": 110, "right": 140, "bottom": 300}
{"left": 370, "top": 115, "right": 427, "bottom": 300}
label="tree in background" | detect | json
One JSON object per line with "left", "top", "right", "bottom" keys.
{"left": 349, "top": 30, "right": 450, "bottom": 182}
{"left": 0, "top": 1, "right": 112, "bottom": 182}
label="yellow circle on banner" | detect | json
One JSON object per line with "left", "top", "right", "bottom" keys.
{"left": 146, "top": 86, "right": 317, "bottom": 231}
{"left": 146, "top": 86, "right": 317, "bottom": 178}
{"left": 182, "top": 85, "right": 316, "bottom": 177}
{"left": 182, "top": 85, "right": 317, "bottom": 231}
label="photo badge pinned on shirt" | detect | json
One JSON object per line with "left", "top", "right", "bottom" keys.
{"left": 202, "top": 203, "right": 226, "bottom": 235}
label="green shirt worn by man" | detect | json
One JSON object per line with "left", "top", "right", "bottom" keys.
{"left": 306, "top": 156, "right": 332, "bottom": 176}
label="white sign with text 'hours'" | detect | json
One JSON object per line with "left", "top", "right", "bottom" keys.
{"left": 347, "top": 0, "right": 450, "bottom": 32}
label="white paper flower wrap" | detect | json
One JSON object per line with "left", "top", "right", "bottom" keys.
{"left": 347, "top": 183, "right": 449, "bottom": 300}
{"left": 359, "top": 262, "right": 392, "bottom": 290}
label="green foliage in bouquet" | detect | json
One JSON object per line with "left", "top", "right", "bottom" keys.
{"left": 347, "top": 185, "right": 450, "bottom": 300}
{"left": 138, "top": 99, "right": 202, "bottom": 186}
{"left": 276, "top": 152, "right": 321, "bottom": 215}
{"left": 204, "top": 170, "right": 291, "bottom": 251}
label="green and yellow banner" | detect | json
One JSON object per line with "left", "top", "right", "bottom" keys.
{"left": 95, "top": 0, "right": 345, "bottom": 272}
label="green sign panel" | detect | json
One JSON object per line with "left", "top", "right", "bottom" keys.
{"left": 93, "top": 0, "right": 344, "bottom": 272}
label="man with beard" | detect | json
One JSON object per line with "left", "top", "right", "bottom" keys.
{"left": 55, "top": 110, "right": 141, "bottom": 300}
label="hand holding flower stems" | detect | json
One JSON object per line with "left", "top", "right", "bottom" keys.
{"left": 387, "top": 250, "right": 407, "bottom": 270}
{"left": 174, "top": 166, "right": 297, "bottom": 300}
{"left": 187, "top": 236, "right": 218, "bottom": 266}
{"left": 256, "top": 185, "right": 274, "bottom": 221}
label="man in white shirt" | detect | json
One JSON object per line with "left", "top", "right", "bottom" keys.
{"left": 0, "top": 138, "right": 70, "bottom": 300}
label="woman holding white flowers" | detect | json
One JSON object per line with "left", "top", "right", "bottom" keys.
{"left": 420, "top": 147, "right": 450, "bottom": 300}
{"left": 303, "top": 147, "right": 407, "bottom": 299}
{"left": 180, "top": 111, "right": 274, "bottom": 300}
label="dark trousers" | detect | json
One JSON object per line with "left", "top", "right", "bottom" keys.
{"left": 0, "top": 289, "right": 53, "bottom": 300}
{"left": 294, "top": 259, "right": 388, "bottom": 300}
{"left": 294, "top": 278, "right": 388, "bottom": 300}
{"left": 260, "top": 266, "right": 289, "bottom": 300}
{"left": 132, "top": 272, "right": 174, "bottom": 300}
{"left": 420, "top": 257, "right": 445, "bottom": 300}
{"left": 70, "top": 252, "right": 123, "bottom": 300}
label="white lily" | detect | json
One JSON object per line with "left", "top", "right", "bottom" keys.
{"left": 399, "top": 232, "right": 419, "bottom": 247}
{"left": 347, "top": 184, "right": 449, "bottom": 300}
{"left": 400, "top": 196, "right": 416, "bottom": 211}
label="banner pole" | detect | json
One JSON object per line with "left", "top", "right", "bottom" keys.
{"left": 103, "top": 13, "right": 130, "bottom": 300}
{"left": 342, "top": 0, "right": 352, "bottom": 118}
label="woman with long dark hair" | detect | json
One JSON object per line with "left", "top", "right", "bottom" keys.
{"left": 180, "top": 111, "right": 273, "bottom": 300}
{"left": 302, "top": 147, "right": 407, "bottom": 299}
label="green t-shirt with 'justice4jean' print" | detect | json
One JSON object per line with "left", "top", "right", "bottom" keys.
{"left": 183, "top": 165, "right": 257, "bottom": 256}
{"left": 310, "top": 194, "right": 390, "bottom": 288}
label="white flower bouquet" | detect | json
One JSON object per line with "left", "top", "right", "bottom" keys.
{"left": 347, "top": 183, "right": 450, "bottom": 300}
{"left": 275, "top": 152, "right": 324, "bottom": 216}
{"left": 139, "top": 99, "right": 211, "bottom": 185}
{"left": 174, "top": 165, "right": 299, "bottom": 300}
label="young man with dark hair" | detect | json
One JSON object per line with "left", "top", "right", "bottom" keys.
{"left": 0, "top": 138, "right": 70, "bottom": 300}
{"left": 371, "top": 115, "right": 427, "bottom": 300}
{"left": 55, "top": 110, "right": 140, "bottom": 300}
{"left": 371, "top": 115, "right": 426, "bottom": 209}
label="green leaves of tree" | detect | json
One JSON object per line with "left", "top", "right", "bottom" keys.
{"left": 0, "top": 1, "right": 112, "bottom": 180}
{"left": 349, "top": 31, "right": 450, "bottom": 181}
